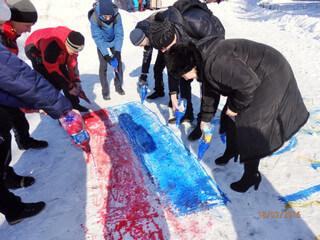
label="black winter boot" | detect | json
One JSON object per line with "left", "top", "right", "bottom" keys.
{"left": 230, "top": 159, "right": 261, "bottom": 193}
{"left": 230, "top": 172, "right": 261, "bottom": 193}
{"left": 147, "top": 91, "right": 164, "bottom": 99}
{"left": 168, "top": 114, "right": 194, "bottom": 124}
{"left": 5, "top": 175, "right": 35, "bottom": 190}
{"left": 103, "top": 94, "right": 111, "bottom": 100}
{"left": 7, "top": 201, "right": 46, "bottom": 225}
{"left": 18, "top": 138, "right": 48, "bottom": 150}
{"left": 215, "top": 114, "right": 238, "bottom": 165}
{"left": 115, "top": 86, "right": 125, "bottom": 95}
{"left": 215, "top": 151, "right": 239, "bottom": 166}
{"left": 188, "top": 122, "right": 202, "bottom": 141}
{"left": 4, "top": 168, "right": 35, "bottom": 190}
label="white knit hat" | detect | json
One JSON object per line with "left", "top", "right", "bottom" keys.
{"left": 0, "top": 0, "right": 11, "bottom": 21}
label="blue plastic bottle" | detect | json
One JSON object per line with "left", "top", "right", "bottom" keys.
{"left": 140, "top": 85, "right": 148, "bottom": 103}
{"left": 175, "top": 98, "right": 187, "bottom": 127}
{"left": 197, "top": 122, "right": 214, "bottom": 160}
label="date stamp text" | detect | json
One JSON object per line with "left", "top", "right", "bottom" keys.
{"left": 259, "top": 211, "right": 301, "bottom": 218}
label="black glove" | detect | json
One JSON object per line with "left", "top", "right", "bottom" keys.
{"left": 114, "top": 51, "right": 121, "bottom": 59}
{"left": 104, "top": 54, "right": 114, "bottom": 64}
{"left": 104, "top": 54, "right": 118, "bottom": 70}
{"left": 138, "top": 74, "right": 148, "bottom": 87}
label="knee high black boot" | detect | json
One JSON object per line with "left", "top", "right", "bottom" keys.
{"left": 230, "top": 159, "right": 261, "bottom": 193}
{"left": 215, "top": 116, "right": 239, "bottom": 166}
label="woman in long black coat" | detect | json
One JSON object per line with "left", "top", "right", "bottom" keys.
{"left": 166, "top": 37, "right": 309, "bottom": 193}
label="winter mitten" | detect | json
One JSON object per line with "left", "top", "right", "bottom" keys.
{"left": 114, "top": 51, "right": 121, "bottom": 59}
{"left": 104, "top": 54, "right": 113, "bottom": 63}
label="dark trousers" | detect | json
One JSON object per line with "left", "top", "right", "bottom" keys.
{"left": 0, "top": 106, "right": 24, "bottom": 219}
{"left": 153, "top": 51, "right": 165, "bottom": 93}
{"left": 97, "top": 48, "right": 123, "bottom": 97}
{"left": 0, "top": 105, "right": 30, "bottom": 149}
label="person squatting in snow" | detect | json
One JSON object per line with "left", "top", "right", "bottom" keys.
{"left": 165, "top": 38, "right": 309, "bottom": 193}
{"left": 24, "top": 26, "right": 88, "bottom": 113}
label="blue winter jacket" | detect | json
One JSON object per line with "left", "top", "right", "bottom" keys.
{"left": 0, "top": 43, "right": 72, "bottom": 119}
{"left": 0, "top": 89, "right": 36, "bottom": 109}
{"left": 90, "top": 3, "right": 124, "bottom": 57}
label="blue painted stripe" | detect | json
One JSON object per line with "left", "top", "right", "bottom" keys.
{"left": 108, "top": 102, "right": 229, "bottom": 217}
{"left": 271, "top": 136, "right": 297, "bottom": 156}
{"left": 311, "top": 163, "right": 320, "bottom": 170}
{"left": 279, "top": 184, "right": 320, "bottom": 203}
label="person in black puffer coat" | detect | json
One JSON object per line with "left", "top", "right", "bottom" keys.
{"left": 166, "top": 37, "right": 309, "bottom": 193}
{"left": 148, "top": 0, "right": 225, "bottom": 135}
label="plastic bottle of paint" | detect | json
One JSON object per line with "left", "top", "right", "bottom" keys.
{"left": 59, "top": 110, "right": 91, "bottom": 153}
{"left": 197, "top": 122, "right": 214, "bottom": 160}
{"left": 175, "top": 98, "right": 187, "bottom": 127}
{"left": 140, "top": 85, "right": 148, "bottom": 103}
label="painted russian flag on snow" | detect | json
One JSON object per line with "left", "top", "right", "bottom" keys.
{"left": 83, "top": 102, "right": 228, "bottom": 239}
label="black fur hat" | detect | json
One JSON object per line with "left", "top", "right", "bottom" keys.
{"left": 149, "top": 12, "right": 175, "bottom": 50}
{"left": 166, "top": 42, "right": 203, "bottom": 80}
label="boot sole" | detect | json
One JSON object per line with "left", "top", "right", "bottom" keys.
{"left": 8, "top": 204, "right": 46, "bottom": 225}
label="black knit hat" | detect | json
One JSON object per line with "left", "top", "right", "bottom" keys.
{"left": 7, "top": 0, "right": 37, "bottom": 23}
{"left": 166, "top": 42, "right": 202, "bottom": 80}
{"left": 130, "top": 28, "right": 146, "bottom": 46}
{"left": 99, "top": 0, "right": 114, "bottom": 16}
{"left": 65, "top": 31, "right": 85, "bottom": 52}
{"left": 149, "top": 12, "right": 175, "bottom": 50}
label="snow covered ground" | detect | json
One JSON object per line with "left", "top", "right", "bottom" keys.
{"left": 1, "top": 0, "right": 320, "bottom": 239}
{"left": 258, "top": 0, "right": 320, "bottom": 11}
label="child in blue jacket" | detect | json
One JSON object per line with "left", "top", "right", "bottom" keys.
{"left": 89, "top": 0, "right": 125, "bottom": 100}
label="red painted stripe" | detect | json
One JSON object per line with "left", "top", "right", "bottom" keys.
{"left": 83, "top": 109, "right": 167, "bottom": 239}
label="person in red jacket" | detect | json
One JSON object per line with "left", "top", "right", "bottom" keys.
{"left": 25, "top": 26, "right": 88, "bottom": 112}
{"left": 0, "top": 0, "right": 48, "bottom": 152}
